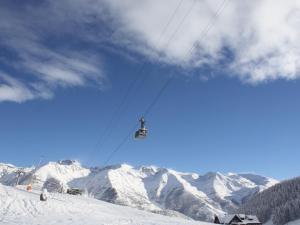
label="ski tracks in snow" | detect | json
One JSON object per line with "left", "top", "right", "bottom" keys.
{"left": 0, "top": 186, "right": 18, "bottom": 223}
{"left": 0, "top": 184, "right": 211, "bottom": 225}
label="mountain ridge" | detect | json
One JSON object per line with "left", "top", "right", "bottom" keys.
{"left": 0, "top": 160, "right": 278, "bottom": 221}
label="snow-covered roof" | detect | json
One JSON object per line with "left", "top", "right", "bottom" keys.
{"left": 220, "top": 215, "right": 237, "bottom": 224}
{"left": 219, "top": 214, "right": 260, "bottom": 224}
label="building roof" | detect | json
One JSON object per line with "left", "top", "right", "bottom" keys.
{"left": 219, "top": 214, "right": 260, "bottom": 224}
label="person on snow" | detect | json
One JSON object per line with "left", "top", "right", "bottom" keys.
{"left": 40, "top": 188, "right": 48, "bottom": 201}
{"left": 26, "top": 184, "right": 32, "bottom": 191}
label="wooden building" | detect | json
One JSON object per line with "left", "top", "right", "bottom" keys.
{"left": 214, "top": 214, "right": 262, "bottom": 225}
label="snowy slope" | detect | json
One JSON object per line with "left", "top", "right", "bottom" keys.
{"left": 286, "top": 219, "right": 300, "bottom": 225}
{"left": 0, "top": 184, "right": 211, "bottom": 225}
{"left": 0, "top": 160, "right": 278, "bottom": 222}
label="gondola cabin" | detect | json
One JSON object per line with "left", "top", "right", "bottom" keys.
{"left": 135, "top": 128, "right": 147, "bottom": 139}
{"left": 135, "top": 117, "right": 148, "bottom": 139}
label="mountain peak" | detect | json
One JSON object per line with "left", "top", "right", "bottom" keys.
{"left": 0, "top": 160, "right": 278, "bottom": 222}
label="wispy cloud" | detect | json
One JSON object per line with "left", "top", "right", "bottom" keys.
{"left": 0, "top": 1, "right": 106, "bottom": 103}
{"left": 0, "top": 72, "right": 52, "bottom": 103}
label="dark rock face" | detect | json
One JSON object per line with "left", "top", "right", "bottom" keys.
{"left": 43, "top": 178, "right": 64, "bottom": 193}
{"left": 57, "top": 160, "right": 77, "bottom": 166}
{"left": 100, "top": 187, "right": 118, "bottom": 203}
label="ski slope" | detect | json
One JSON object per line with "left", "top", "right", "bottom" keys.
{"left": 0, "top": 184, "right": 212, "bottom": 225}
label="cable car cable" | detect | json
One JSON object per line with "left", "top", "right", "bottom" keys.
{"left": 103, "top": 75, "right": 173, "bottom": 166}
{"left": 100, "top": 0, "right": 197, "bottom": 137}
{"left": 100, "top": 0, "right": 198, "bottom": 165}
{"left": 102, "top": 0, "right": 229, "bottom": 166}
{"left": 86, "top": 0, "right": 187, "bottom": 163}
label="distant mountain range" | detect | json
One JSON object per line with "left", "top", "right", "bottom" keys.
{"left": 0, "top": 160, "right": 277, "bottom": 221}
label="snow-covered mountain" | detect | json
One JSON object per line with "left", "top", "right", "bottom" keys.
{"left": 0, "top": 160, "right": 278, "bottom": 221}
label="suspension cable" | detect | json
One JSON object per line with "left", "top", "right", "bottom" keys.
{"left": 86, "top": 0, "right": 187, "bottom": 163}
{"left": 102, "top": 0, "right": 229, "bottom": 166}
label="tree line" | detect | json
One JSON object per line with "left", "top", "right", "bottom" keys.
{"left": 237, "top": 176, "right": 300, "bottom": 225}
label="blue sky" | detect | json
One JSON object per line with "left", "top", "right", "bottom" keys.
{"left": 0, "top": 0, "right": 300, "bottom": 180}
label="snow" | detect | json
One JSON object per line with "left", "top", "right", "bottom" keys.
{"left": 236, "top": 173, "right": 278, "bottom": 187}
{"left": 0, "top": 184, "right": 211, "bottom": 225}
{"left": 286, "top": 219, "right": 300, "bottom": 225}
{"left": 264, "top": 219, "right": 300, "bottom": 225}
{"left": 33, "top": 161, "right": 90, "bottom": 185}
{"left": 0, "top": 160, "right": 278, "bottom": 221}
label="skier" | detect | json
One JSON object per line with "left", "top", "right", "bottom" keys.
{"left": 40, "top": 188, "right": 48, "bottom": 201}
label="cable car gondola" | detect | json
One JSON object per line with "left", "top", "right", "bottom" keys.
{"left": 135, "top": 117, "right": 148, "bottom": 139}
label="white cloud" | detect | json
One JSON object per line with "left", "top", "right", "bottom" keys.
{"left": 0, "top": 1, "right": 106, "bottom": 103}
{"left": 0, "top": 0, "right": 300, "bottom": 103}
{"left": 100, "top": 0, "right": 300, "bottom": 83}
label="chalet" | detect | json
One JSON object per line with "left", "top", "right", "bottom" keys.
{"left": 214, "top": 214, "right": 262, "bottom": 225}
